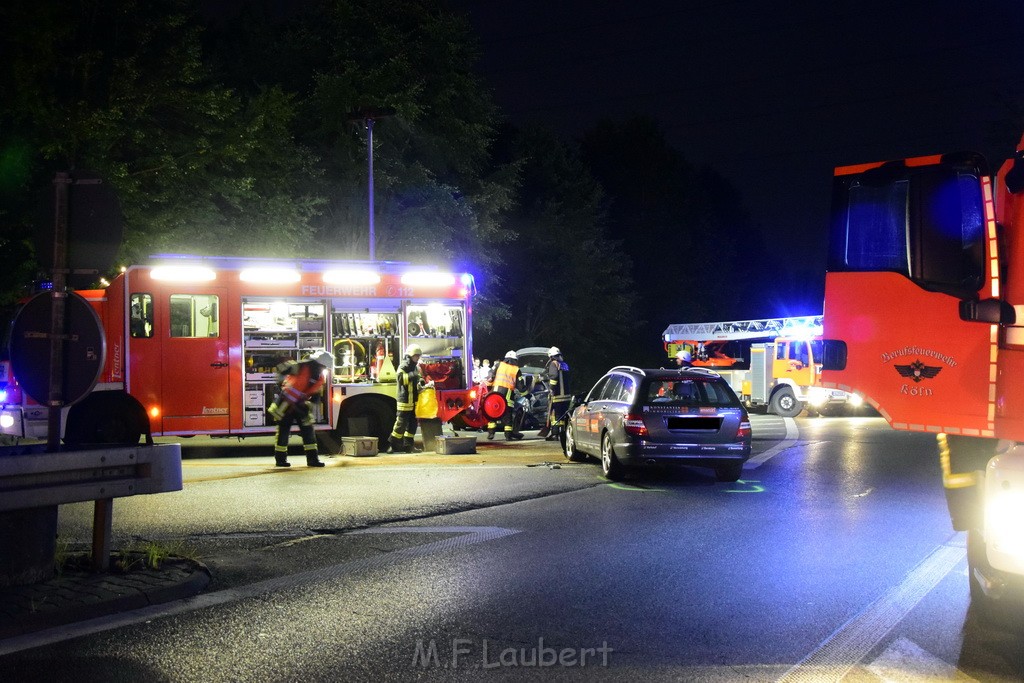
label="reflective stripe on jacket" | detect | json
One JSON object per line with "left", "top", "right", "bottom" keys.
{"left": 545, "top": 358, "right": 570, "bottom": 399}
{"left": 395, "top": 360, "right": 422, "bottom": 411}
{"left": 281, "top": 362, "right": 325, "bottom": 405}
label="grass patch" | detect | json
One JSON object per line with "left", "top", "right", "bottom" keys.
{"left": 115, "top": 540, "right": 200, "bottom": 571}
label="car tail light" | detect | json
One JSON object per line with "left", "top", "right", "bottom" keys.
{"left": 623, "top": 414, "right": 648, "bottom": 436}
{"left": 736, "top": 420, "right": 751, "bottom": 439}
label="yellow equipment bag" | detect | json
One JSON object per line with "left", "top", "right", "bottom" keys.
{"left": 415, "top": 387, "right": 438, "bottom": 419}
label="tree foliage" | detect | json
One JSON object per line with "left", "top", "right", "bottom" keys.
{"left": 0, "top": 0, "right": 323, "bottom": 279}
{"left": 580, "top": 116, "right": 770, "bottom": 364}
{"left": 484, "top": 126, "right": 638, "bottom": 386}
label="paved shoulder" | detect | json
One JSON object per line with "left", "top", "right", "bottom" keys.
{"left": 749, "top": 413, "right": 790, "bottom": 441}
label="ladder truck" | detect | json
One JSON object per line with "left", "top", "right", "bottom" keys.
{"left": 663, "top": 315, "right": 860, "bottom": 417}
{"left": 818, "top": 135, "right": 1024, "bottom": 617}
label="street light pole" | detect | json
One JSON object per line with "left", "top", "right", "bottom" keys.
{"left": 348, "top": 107, "right": 396, "bottom": 261}
{"left": 366, "top": 117, "right": 376, "bottom": 261}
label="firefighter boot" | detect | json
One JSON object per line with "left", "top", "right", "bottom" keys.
{"left": 486, "top": 423, "right": 496, "bottom": 440}
{"left": 305, "top": 447, "right": 326, "bottom": 468}
{"left": 537, "top": 425, "right": 550, "bottom": 438}
{"left": 504, "top": 428, "right": 514, "bottom": 441}
{"left": 404, "top": 437, "right": 422, "bottom": 453}
{"left": 388, "top": 435, "right": 406, "bottom": 453}
{"left": 274, "top": 446, "right": 290, "bottom": 468}
{"left": 545, "top": 426, "right": 559, "bottom": 441}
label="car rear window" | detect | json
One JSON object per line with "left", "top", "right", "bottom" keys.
{"left": 644, "top": 377, "right": 739, "bottom": 407}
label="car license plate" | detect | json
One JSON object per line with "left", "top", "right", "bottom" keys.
{"left": 666, "top": 417, "right": 721, "bottom": 430}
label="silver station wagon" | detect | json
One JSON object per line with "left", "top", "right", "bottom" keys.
{"left": 563, "top": 366, "right": 751, "bottom": 481}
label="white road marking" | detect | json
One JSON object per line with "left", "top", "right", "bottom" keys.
{"left": 0, "top": 526, "right": 519, "bottom": 656}
{"left": 867, "top": 637, "right": 976, "bottom": 682}
{"left": 746, "top": 417, "right": 799, "bottom": 469}
{"left": 776, "top": 542, "right": 966, "bottom": 683}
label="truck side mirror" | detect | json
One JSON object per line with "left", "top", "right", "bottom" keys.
{"left": 820, "top": 340, "right": 847, "bottom": 371}
{"left": 959, "top": 298, "right": 1015, "bottom": 325}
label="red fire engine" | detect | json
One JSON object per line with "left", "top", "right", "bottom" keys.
{"left": 0, "top": 255, "right": 490, "bottom": 449}
{"left": 820, "top": 136, "right": 1024, "bottom": 614}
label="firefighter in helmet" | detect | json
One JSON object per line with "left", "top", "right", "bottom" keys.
{"left": 675, "top": 349, "right": 693, "bottom": 367}
{"left": 388, "top": 343, "right": 430, "bottom": 453}
{"left": 537, "top": 346, "right": 570, "bottom": 441}
{"left": 268, "top": 348, "right": 334, "bottom": 468}
{"left": 486, "top": 350, "right": 525, "bottom": 441}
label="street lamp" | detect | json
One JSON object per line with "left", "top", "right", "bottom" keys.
{"left": 347, "top": 106, "right": 396, "bottom": 261}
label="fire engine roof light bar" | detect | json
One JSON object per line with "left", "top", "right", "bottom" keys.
{"left": 239, "top": 267, "right": 301, "bottom": 284}
{"left": 401, "top": 271, "right": 456, "bottom": 287}
{"left": 322, "top": 269, "right": 381, "bottom": 286}
{"left": 150, "top": 265, "right": 217, "bottom": 282}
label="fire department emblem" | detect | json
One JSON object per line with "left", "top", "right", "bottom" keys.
{"left": 894, "top": 359, "right": 942, "bottom": 382}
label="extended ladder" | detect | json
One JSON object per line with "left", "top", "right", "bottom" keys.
{"left": 662, "top": 315, "right": 824, "bottom": 342}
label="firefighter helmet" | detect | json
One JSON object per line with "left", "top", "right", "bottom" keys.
{"left": 504, "top": 350, "right": 518, "bottom": 361}
{"left": 307, "top": 349, "right": 334, "bottom": 368}
{"left": 676, "top": 350, "right": 692, "bottom": 362}
{"left": 406, "top": 343, "right": 423, "bottom": 357}
{"left": 548, "top": 346, "right": 561, "bottom": 357}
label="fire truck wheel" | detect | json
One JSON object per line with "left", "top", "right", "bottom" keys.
{"left": 314, "top": 431, "right": 342, "bottom": 455}
{"left": 64, "top": 392, "right": 145, "bottom": 447}
{"left": 769, "top": 387, "right": 803, "bottom": 418}
{"left": 338, "top": 397, "right": 394, "bottom": 452}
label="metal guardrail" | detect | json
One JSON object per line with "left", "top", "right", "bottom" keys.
{"left": 0, "top": 444, "right": 183, "bottom": 571}
{"left": 0, "top": 443, "right": 182, "bottom": 511}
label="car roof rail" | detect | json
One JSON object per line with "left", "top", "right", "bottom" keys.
{"left": 610, "top": 365, "right": 645, "bottom": 375}
{"left": 682, "top": 367, "right": 721, "bottom": 377}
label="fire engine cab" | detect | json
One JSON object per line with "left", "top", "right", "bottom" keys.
{"left": 820, "top": 136, "right": 1024, "bottom": 615}
{"left": 1, "top": 255, "right": 488, "bottom": 450}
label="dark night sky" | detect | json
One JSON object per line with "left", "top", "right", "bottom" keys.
{"left": 456, "top": 0, "right": 1024, "bottom": 277}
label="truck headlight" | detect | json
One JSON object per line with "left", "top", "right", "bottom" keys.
{"left": 986, "top": 489, "right": 1024, "bottom": 567}
{"left": 807, "top": 387, "right": 827, "bottom": 407}
{"left": 985, "top": 444, "right": 1024, "bottom": 575}
{"left": 848, "top": 393, "right": 864, "bottom": 407}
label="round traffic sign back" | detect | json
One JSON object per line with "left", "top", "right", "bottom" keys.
{"left": 9, "top": 291, "right": 105, "bottom": 406}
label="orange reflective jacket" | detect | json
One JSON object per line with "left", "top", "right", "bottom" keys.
{"left": 281, "top": 362, "right": 325, "bottom": 405}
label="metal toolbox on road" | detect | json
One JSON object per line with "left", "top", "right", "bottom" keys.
{"left": 342, "top": 437, "right": 378, "bottom": 457}
{"left": 434, "top": 436, "right": 476, "bottom": 455}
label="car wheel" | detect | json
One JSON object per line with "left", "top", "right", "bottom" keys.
{"left": 601, "top": 432, "right": 624, "bottom": 481}
{"left": 564, "top": 423, "right": 585, "bottom": 462}
{"left": 715, "top": 463, "right": 743, "bottom": 483}
{"left": 770, "top": 387, "right": 803, "bottom": 418}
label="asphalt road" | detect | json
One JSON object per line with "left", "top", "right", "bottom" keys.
{"left": 2, "top": 416, "right": 1023, "bottom": 681}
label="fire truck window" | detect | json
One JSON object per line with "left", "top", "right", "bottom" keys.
{"left": 169, "top": 294, "right": 220, "bottom": 338}
{"left": 834, "top": 169, "right": 985, "bottom": 298}
{"left": 809, "top": 340, "right": 823, "bottom": 364}
{"left": 912, "top": 172, "right": 985, "bottom": 296}
{"left": 402, "top": 304, "right": 466, "bottom": 359}
{"left": 130, "top": 293, "right": 154, "bottom": 339}
{"left": 843, "top": 180, "right": 910, "bottom": 273}
{"left": 794, "top": 342, "right": 809, "bottom": 366}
